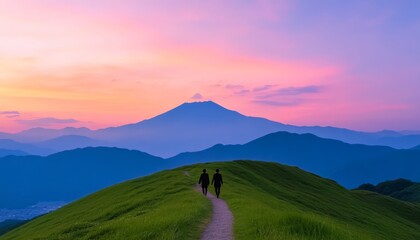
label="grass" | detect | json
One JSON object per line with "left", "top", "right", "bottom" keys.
{"left": 187, "top": 161, "right": 420, "bottom": 240}
{"left": 3, "top": 160, "right": 420, "bottom": 239}
{"left": 0, "top": 220, "right": 28, "bottom": 236}
{"left": 2, "top": 169, "right": 211, "bottom": 240}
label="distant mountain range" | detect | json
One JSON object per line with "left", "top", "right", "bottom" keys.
{"left": 0, "top": 139, "right": 51, "bottom": 156}
{"left": 0, "top": 149, "right": 27, "bottom": 158}
{"left": 1, "top": 131, "right": 419, "bottom": 211}
{"left": 1, "top": 101, "right": 420, "bottom": 157}
{"left": 412, "top": 145, "right": 420, "bottom": 150}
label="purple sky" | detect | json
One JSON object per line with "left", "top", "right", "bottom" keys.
{"left": 0, "top": 0, "right": 419, "bottom": 132}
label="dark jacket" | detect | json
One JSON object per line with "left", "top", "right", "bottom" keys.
{"left": 199, "top": 173, "right": 210, "bottom": 187}
{"left": 211, "top": 173, "right": 223, "bottom": 187}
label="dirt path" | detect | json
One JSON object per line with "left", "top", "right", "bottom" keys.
{"left": 196, "top": 184, "right": 234, "bottom": 240}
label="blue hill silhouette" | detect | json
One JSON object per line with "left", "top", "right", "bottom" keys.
{"left": 333, "top": 149, "right": 420, "bottom": 187}
{"left": 33, "top": 135, "right": 111, "bottom": 152}
{"left": 0, "top": 139, "right": 51, "bottom": 155}
{"left": 411, "top": 145, "right": 420, "bottom": 150}
{"left": 168, "top": 131, "right": 420, "bottom": 187}
{"left": 0, "top": 149, "right": 27, "bottom": 158}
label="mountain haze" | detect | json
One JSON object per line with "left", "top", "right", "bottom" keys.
{"left": 0, "top": 149, "right": 27, "bottom": 158}
{"left": 0, "top": 139, "right": 51, "bottom": 156}
{"left": 2, "top": 101, "right": 420, "bottom": 157}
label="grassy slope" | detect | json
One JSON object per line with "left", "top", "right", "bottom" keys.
{"left": 4, "top": 161, "right": 420, "bottom": 240}
{"left": 0, "top": 220, "right": 28, "bottom": 236}
{"left": 2, "top": 169, "right": 211, "bottom": 240}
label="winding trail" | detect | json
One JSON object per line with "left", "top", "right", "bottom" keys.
{"left": 184, "top": 170, "right": 234, "bottom": 240}
{"left": 198, "top": 186, "right": 234, "bottom": 240}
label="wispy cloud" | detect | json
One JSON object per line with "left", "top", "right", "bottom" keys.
{"left": 253, "top": 99, "right": 303, "bottom": 107}
{"left": 16, "top": 117, "right": 80, "bottom": 127}
{"left": 257, "top": 85, "right": 323, "bottom": 99}
{"left": 253, "top": 85, "right": 277, "bottom": 92}
{"left": 225, "top": 84, "right": 244, "bottom": 90}
{"left": 233, "top": 89, "right": 249, "bottom": 95}
{"left": 0, "top": 111, "right": 20, "bottom": 118}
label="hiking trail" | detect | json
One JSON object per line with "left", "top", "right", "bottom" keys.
{"left": 183, "top": 170, "right": 232, "bottom": 240}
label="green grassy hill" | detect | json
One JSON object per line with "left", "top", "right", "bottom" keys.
{"left": 3, "top": 161, "right": 420, "bottom": 240}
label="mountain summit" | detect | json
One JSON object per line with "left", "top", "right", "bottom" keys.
{"left": 155, "top": 101, "right": 237, "bottom": 117}
{"left": 133, "top": 101, "right": 247, "bottom": 124}
{"left": 95, "top": 101, "right": 285, "bottom": 157}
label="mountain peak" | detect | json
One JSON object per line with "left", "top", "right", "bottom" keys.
{"left": 149, "top": 101, "right": 242, "bottom": 122}
{"left": 178, "top": 100, "right": 226, "bottom": 109}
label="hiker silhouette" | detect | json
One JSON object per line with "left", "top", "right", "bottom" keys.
{"left": 212, "top": 169, "right": 223, "bottom": 198}
{"left": 198, "top": 169, "right": 210, "bottom": 196}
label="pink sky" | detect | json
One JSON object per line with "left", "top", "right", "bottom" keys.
{"left": 1, "top": 0, "right": 419, "bottom": 133}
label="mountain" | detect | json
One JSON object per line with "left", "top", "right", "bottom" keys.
{"left": 32, "top": 135, "right": 111, "bottom": 152}
{"left": 412, "top": 145, "right": 420, "bottom": 150}
{"left": 9, "top": 127, "right": 93, "bottom": 142}
{"left": 374, "top": 135, "right": 420, "bottom": 148}
{"left": 3, "top": 101, "right": 420, "bottom": 157}
{"left": 0, "top": 139, "right": 52, "bottom": 156}
{"left": 400, "top": 130, "right": 420, "bottom": 135}
{"left": 168, "top": 131, "right": 391, "bottom": 185}
{"left": 333, "top": 149, "right": 420, "bottom": 187}
{"left": 0, "top": 147, "right": 167, "bottom": 209}
{"left": 89, "top": 101, "right": 420, "bottom": 156}
{"left": 3, "top": 161, "right": 420, "bottom": 239}
{"left": 0, "top": 149, "right": 27, "bottom": 158}
{"left": 92, "top": 101, "right": 289, "bottom": 157}
{"left": 169, "top": 131, "right": 420, "bottom": 188}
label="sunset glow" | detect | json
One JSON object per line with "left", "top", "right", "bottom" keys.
{"left": 1, "top": 0, "right": 419, "bottom": 132}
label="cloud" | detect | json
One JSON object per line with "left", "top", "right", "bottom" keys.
{"left": 0, "top": 111, "right": 20, "bottom": 118}
{"left": 16, "top": 117, "right": 80, "bottom": 127}
{"left": 253, "top": 99, "right": 303, "bottom": 107}
{"left": 0, "top": 111, "right": 20, "bottom": 115}
{"left": 253, "top": 85, "right": 277, "bottom": 92}
{"left": 191, "top": 93, "right": 203, "bottom": 100}
{"left": 234, "top": 89, "right": 250, "bottom": 95}
{"left": 257, "top": 85, "right": 323, "bottom": 99}
{"left": 225, "top": 84, "right": 244, "bottom": 90}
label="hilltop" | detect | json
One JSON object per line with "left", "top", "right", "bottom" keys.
{"left": 3, "top": 161, "right": 419, "bottom": 240}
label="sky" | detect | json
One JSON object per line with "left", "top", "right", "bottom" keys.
{"left": 0, "top": 0, "right": 419, "bottom": 133}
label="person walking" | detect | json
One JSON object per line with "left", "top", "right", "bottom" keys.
{"left": 198, "top": 169, "right": 210, "bottom": 196}
{"left": 211, "top": 169, "right": 223, "bottom": 198}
